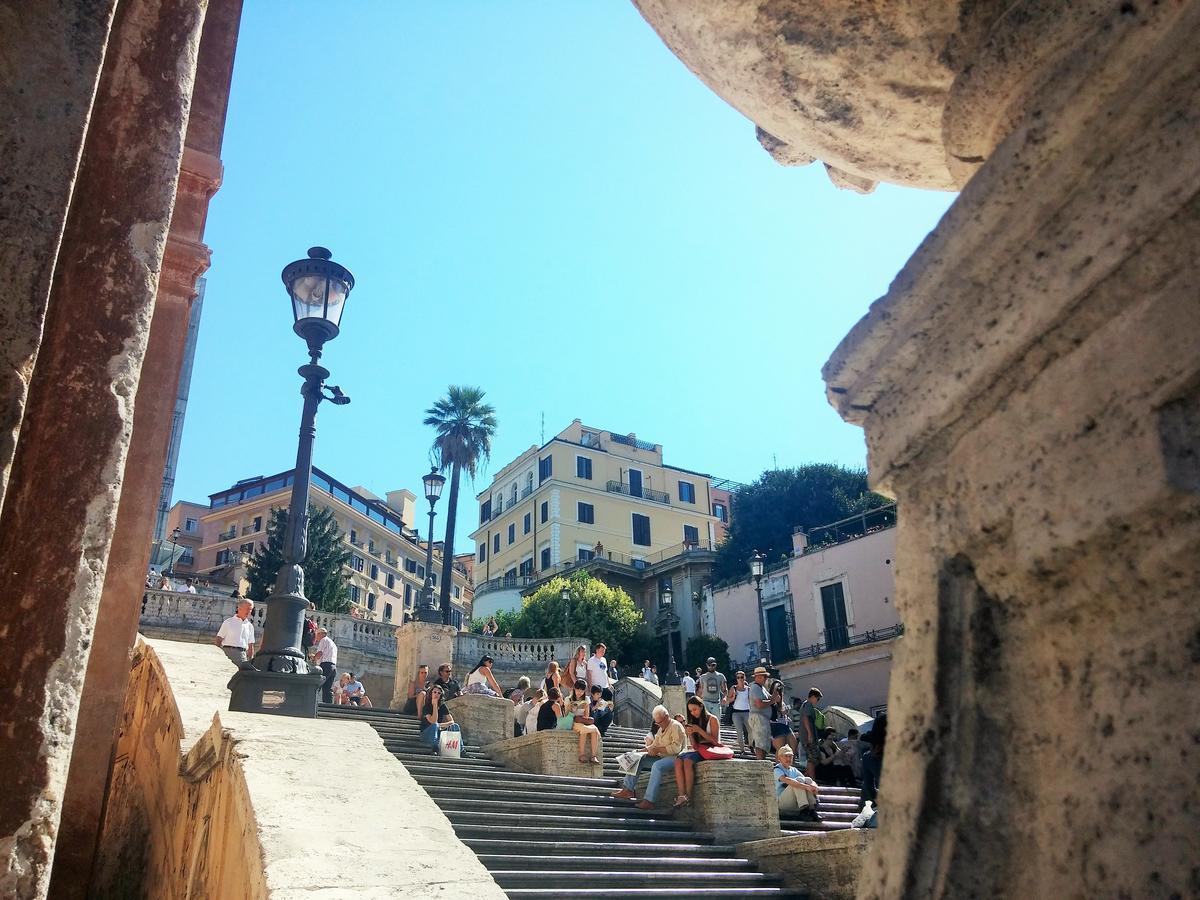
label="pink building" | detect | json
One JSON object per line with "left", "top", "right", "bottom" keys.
{"left": 711, "top": 506, "right": 899, "bottom": 715}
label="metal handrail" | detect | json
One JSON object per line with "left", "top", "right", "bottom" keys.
{"left": 605, "top": 480, "right": 670, "bottom": 505}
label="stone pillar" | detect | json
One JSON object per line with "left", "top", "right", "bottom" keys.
{"left": 392, "top": 621, "right": 459, "bottom": 709}
{"left": 686, "top": 760, "right": 779, "bottom": 844}
{"left": 739, "top": 830, "right": 874, "bottom": 900}
{"left": 821, "top": 6, "right": 1200, "bottom": 897}
{"left": 660, "top": 683, "right": 686, "bottom": 717}
{"left": 445, "top": 693, "right": 513, "bottom": 748}
{"left": 486, "top": 731, "right": 605, "bottom": 779}
{"left": 0, "top": 0, "right": 208, "bottom": 895}
{"left": 51, "top": 1, "right": 241, "bottom": 883}
{"left": 0, "top": 0, "right": 118, "bottom": 512}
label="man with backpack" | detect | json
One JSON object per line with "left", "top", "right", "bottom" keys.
{"left": 799, "top": 687, "right": 825, "bottom": 778}
{"left": 301, "top": 601, "right": 317, "bottom": 653}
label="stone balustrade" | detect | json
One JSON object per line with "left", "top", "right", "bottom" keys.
{"left": 738, "top": 829, "right": 874, "bottom": 900}
{"left": 454, "top": 633, "right": 590, "bottom": 677}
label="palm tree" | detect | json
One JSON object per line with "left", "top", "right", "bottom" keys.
{"left": 424, "top": 386, "right": 497, "bottom": 624}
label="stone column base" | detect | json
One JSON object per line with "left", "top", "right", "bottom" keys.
{"left": 686, "top": 759, "right": 780, "bottom": 843}
{"left": 446, "top": 693, "right": 513, "bottom": 748}
{"left": 739, "top": 829, "right": 874, "bottom": 900}
{"left": 228, "top": 669, "right": 322, "bottom": 717}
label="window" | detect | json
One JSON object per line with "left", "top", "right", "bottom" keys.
{"left": 507, "top": 523, "right": 516, "bottom": 544}
{"left": 405, "top": 558, "right": 417, "bottom": 573}
{"left": 478, "top": 543, "right": 487, "bottom": 562}
{"left": 683, "top": 524, "right": 699, "bottom": 544}
{"left": 632, "top": 513, "right": 651, "bottom": 546}
{"left": 480, "top": 499, "right": 491, "bottom": 523}
{"left": 540, "top": 501, "right": 548, "bottom": 523}
{"left": 386, "top": 573, "right": 395, "bottom": 589}
{"left": 578, "top": 547, "right": 595, "bottom": 562}
{"left": 820, "top": 582, "right": 851, "bottom": 650}
{"left": 384, "top": 602, "right": 393, "bottom": 622}
{"left": 252, "top": 515, "right": 263, "bottom": 531}
{"left": 678, "top": 481, "right": 696, "bottom": 504}
{"left": 451, "top": 609, "right": 462, "bottom": 629}
{"left": 350, "top": 529, "right": 357, "bottom": 544}
{"left": 368, "top": 539, "right": 376, "bottom": 553}
{"left": 417, "top": 564, "right": 425, "bottom": 579}
{"left": 349, "top": 585, "right": 360, "bottom": 603}
{"left": 215, "top": 549, "right": 232, "bottom": 565}
{"left": 404, "top": 583, "right": 412, "bottom": 604}
{"left": 576, "top": 456, "right": 592, "bottom": 480}
{"left": 538, "top": 454, "right": 553, "bottom": 483}
{"left": 510, "top": 483, "right": 517, "bottom": 505}
{"left": 179, "top": 552, "right": 194, "bottom": 566}
{"left": 239, "top": 542, "right": 253, "bottom": 555}
{"left": 526, "top": 472, "right": 534, "bottom": 494}
{"left": 493, "top": 533, "right": 500, "bottom": 553}
{"left": 519, "top": 557, "right": 534, "bottom": 576}
{"left": 184, "top": 517, "right": 198, "bottom": 533}
{"left": 454, "top": 585, "right": 461, "bottom": 599}
{"left": 367, "top": 592, "right": 377, "bottom": 611}
{"left": 541, "top": 546, "right": 551, "bottom": 570}
{"left": 352, "top": 555, "right": 364, "bottom": 572}
{"left": 523, "top": 512, "right": 531, "bottom": 534}
{"left": 577, "top": 502, "right": 595, "bottom": 524}
{"left": 504, "top": 567, "right": 518, "bottom": 584}
{"left": 370, "top": 564, "right": 379, "bottom": 580}
{"left": 712, "top": 502, "right": 727, "bottom": 522}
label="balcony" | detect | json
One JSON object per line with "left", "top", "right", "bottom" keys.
{"left": 606, "top": 480, "right": 670, "bottom": 505}
{"left": 774, "top": 623, "right": 905, "bottom": 665}
{"left": 521, "top": 485, "right": 534, "bottom": 499}
{"left": 217, "top": 528, "right": 237, "bottom": 541}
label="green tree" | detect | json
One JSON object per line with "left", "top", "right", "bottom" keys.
{"left": 713, "top": 465, "right": 891, "bottom": 583}
{"left": 682, "top": 634, "right": 731, "bottom": 676}
{"left": 503, "top": 573, "right": 646, "bottom": 665}
{"left": 424, "top": 386, "right": 497, "bottom": 625}
{"left": 245, "top": 505, "right": 352, "bottom": 613}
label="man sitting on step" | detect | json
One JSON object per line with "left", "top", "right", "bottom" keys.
{"left": 774, "top": 745, "right": 821, "bottom": 821}
{"left": 589, "top": 685, "right": 614, "bottom": 736}
{"left": 611, "top": 705, "right": 685, "bottom": 810}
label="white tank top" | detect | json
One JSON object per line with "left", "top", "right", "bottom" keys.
{"left": 733, "top": 687, "right": 751, "bottom": 711}
{"left": 467, "top": 670, "right": 489, "bottom": 688}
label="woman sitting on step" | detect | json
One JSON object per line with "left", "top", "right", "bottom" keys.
{"left": 674, "top": 695, "right": 726, "bottom": 807}
{"left": 565, "top": 679, "right": 602, "bottom": 764}
{"left": 464, "top": 654, "right": 503, "bottom": 697}
{"left": 536, "top": 687, "right": 564, "bottom": 731}
{"left": 421, "top": 684, "right": 457, "bottom": 753}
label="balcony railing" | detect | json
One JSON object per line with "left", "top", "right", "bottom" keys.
{"left": 800, "top": 503, "right": 897, "bottom": 554}
{"left": 772, "top": 623, "right": 904, "bottom": 664}
{"left": 217, "top": 528, "right": 236, "bottom": 541}
{"left": 521, "top": 485, "right": 534, "bottom": 499}
{"left": 609, "top": 433, "right": 656, "bottom": 451}
{"left": 241, "top": 524, "right": 262, "bottom": 536}
{"left": 606, "top": 480, "right": 670, "bottom": 505}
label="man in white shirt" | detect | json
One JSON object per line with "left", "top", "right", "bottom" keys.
{"left": 586, "top": 642, "right": 613, "bottom": 702}
{"left": 214, "top": 599, "right": 256, "bottom": 670}
{"left": 313, "top": 627, "right": 338, "bottom": 704}
{"left": 681, "top": 670, "right": 697, "bottom": 697}
{"left": 344, "top": 673, "right": 370, "bottom": 707}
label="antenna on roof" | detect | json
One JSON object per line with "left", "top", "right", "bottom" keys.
{"left": 541, "top": 411, "right": 545, "bottom": 444}
{"left": 773, "top": 453, "right": 778, "bottom": 470}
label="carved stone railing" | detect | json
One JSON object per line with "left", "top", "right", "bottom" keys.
{"left": 454, "top": 633, "right": 590, "bottom": 675}
{"left": 139, "top": 589, "right": 397, "bottom": 658}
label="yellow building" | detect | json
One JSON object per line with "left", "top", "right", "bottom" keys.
{"left": 187, "top": 467, "right": 472, "bottom": 627}
{"left": 470, "top": 420, "right": 721, "bottom": 627}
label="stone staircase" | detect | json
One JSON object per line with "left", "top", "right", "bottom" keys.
{"left": 318, "top": 704, "right": 816, "bottom": 898}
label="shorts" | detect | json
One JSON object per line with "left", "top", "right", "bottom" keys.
{"left": 747, "top": 715, "right": 773, "bottom": 751}
{"left": 348, "top": 696, "right": 362, "bottom": 705}
{"left": 678, "top": 750, "right": 703, "bottom": 763}
{"left": 770, "top": 722, "right": 792, "bottom": 738}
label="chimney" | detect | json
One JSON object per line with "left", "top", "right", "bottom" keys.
{"left": 385, "top": 489, "right": 417, "bottom": 529}
{"left": 791, "top": 527, "right": 808, "bottom": 554}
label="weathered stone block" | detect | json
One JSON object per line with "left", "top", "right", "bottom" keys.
{"left": 739, "top": 829, "right": 874, "bottom": 900}
{"left": 485, "top": 729, "right": 603, "bottom": 779}
{"left": 685, "top": 760, "right": 779, "bottom": 843}
{"left": 391, "top": 620, "right": 458, "bottom": 708}
{"left": 446, "top": 693, "right": 513, "bottom": 748}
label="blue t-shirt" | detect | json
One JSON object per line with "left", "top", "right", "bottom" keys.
{"left": 773, "top": 762, "right": 804, "bottom": 798}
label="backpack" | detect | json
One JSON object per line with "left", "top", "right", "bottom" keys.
{"left": 813, "top": 706, "right": 826, "bottom": 733}
{"left": 302, "top": 617, "right": 317, "bottom": 650}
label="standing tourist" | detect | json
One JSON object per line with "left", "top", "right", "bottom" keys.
{"left": 747, "top": 666, "right": 774, "bottom": 760}
{"left": 641, "top": 660, "right": 653, "bottom": 681}
{"left": 586, "top": 643, "right": 612, "bottom": 701}
{"left": 313, "top": 627, "right": 338, "bottom": 705}
{"left": 799, "top": 687, "right": 824, "bottom": 778}
{"left": 566, "top": 644, "right": 589, "bottom": 686}
{"left": 681, "top": 669, "right": 696, "bottom": 698}
{"left": 774, "top": 745, "right": 821, "bottom": 820}
{"left": 482, "top": 615, "right": 498, "bottom": 636}
{"left": 214, "top": 599, "right": 256, "bottom": 670}
{"left": 611, "top": 705, "right": 686, "bottom": 810}
{"left": 543, "top": 660, "right": 563, "bottom": 695}
{"left": 697, "top": 657, "right": 727, "bottom": 719}
{"left": 725, "top": 671, "right": 752, "bottom": 753}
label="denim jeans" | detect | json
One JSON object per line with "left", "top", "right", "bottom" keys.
{"left": 422, "top": 721, "right": 459, "bottom": 750}
{"left": 593, "top": 707, "right": 614, "bottom": 736}
{"left": 622, "top": 755, "right": 676, "bottom": 801}
{"left": 731, "top": 710, "right": 750, "bottom": 749}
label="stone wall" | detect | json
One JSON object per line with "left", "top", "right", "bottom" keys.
{"left": 739, "top": 830, "right": 874, "bottom": 900}
{"left": 485, "top": 729, "right": 604, "bottom": 779}
{"left": 446, "top": 693, "right": 514, "bottom": 748}
{"left": 95, "top": 637, "right": 507, "bottom": 899}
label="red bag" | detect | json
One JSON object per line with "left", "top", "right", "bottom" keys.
{"left": 697, "top": 744, "right": 734, "bottom": 761}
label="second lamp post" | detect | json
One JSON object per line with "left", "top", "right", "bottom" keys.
{"left": 661, "top": 585, "right": 681, "bottom": 685}
{"left": 417, "top": 466, "right": 446, "bottom": 623}
{"left": 749, "top": 549, "right": 771, "bottom": 666}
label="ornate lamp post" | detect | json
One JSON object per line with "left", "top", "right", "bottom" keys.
{"left": 229, "top": 247, "right": 355, "bottom": 717}
{"left": 749, "top": 549, "right": 771, "bottom": 666}
{"left": 661, "top": 585, "right": 681, "bottom": 685}
{"left": 417, "top": 466, "right": 446, "bottom": 623}
{"left": 561, "top": 585, "right": 571, "bottom": 636}
{"left": 166, "top": 525, "right": 181, "bottom": 577}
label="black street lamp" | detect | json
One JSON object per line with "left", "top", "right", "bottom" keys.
{"left": 417, "top": 466, "right": 446, "bottom": 623}
{"left": 229, "top": 247, "right": 355, "bottom": 717}
{"left": 561, "top": 585, "right": 571, "bottom": 636}
{"left": 661, "top": 586, "right": 681, "bottom": 685}
{"left": 167, "top": 526, "right": 181, "bottom": 577}
{"left": 749, "top": 549, "right": 771, "bottom": 666}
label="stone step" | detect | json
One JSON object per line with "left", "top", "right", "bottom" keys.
{"left": 476, "top": 854, "right": 757, "bottom": 871}
{"left": 435, "top": 797, "right": 672, "bottom": 820}
{"left": 459, "top": 838, "right": 734, "bottom": 858}
{"left": 492, "top": 870, "right": 784, "bottom": 888}
{"left": 501, "top": 888, "right": 803, "bottom": 898}
{"left": 444, "top": 809, "right": 695, "bottom": 831}
{"left": 414, "top": 764, "right": 615, "bottom": 788}
{"left": 414, "top": 777, "right": 620, "bottom": 800}
{"left": 451, "top": 823, "right": 715, "bottom": 843}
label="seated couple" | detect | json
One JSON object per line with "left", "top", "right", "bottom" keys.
{"left": 612, "top": 697, "right": 732, "bottom": 810}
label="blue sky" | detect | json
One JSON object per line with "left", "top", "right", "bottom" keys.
{"left": 173, "top": 2, "right": 954, "bottom": 551}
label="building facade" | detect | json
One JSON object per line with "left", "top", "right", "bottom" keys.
{"left": 469, "top": 420, "right": 724, "bottom": 639}
{"left": 180, "top": 467, "right": 473, "bottom": 626}
{"left": 712, "top": 505, "right": 899, "bottom": 715}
